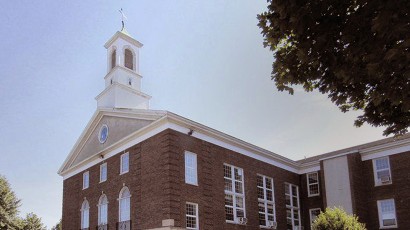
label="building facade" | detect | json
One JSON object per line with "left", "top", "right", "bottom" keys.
{"left": 59, "top": 28, "right": 410, "bottom": 230}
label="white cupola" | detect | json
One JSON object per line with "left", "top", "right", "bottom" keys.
{"left": 96, "top": 27, "right": 151, "bottom": 109}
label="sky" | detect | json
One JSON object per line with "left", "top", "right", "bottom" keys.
{"left": 0, "top": 1, "right": 386, "bottom": 228}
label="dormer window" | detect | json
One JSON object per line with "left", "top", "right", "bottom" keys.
{"left": 111, "top": 49, "right": 116, "bottom": 70}
{"left": 124, "top": 49, "right": 134, "bottom": 70}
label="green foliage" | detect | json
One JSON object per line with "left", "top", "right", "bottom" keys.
{"left": 0, "top": 175, "right": 22, "bottom": 230}
{"left": 0, "top": 175, "right": 47, "bottom": 230}
{"left": 258, "top": 0, "right": 410, "bottom": 136}
{"left": 21, "top": 213, "right": 46, "bottom": 230}
{"left": 50, "top": 219, "right": 62, "bottom": 230}
{"left": 312, "top": 207, "right": 366, "bottom": 230}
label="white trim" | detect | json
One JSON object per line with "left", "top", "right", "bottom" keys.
{"left": 307, "top": 172, "right": 320, "bottom": 197}
{"left": 184, "top": 151, "right": 198, "bottom": 186}
{"left": 224, "top": 164, "right": 246, "bottom": 224}
{"left": 362, "top": 144, "right": 410, "bottom": 161}
{"left": 82, "top": 171, "right": 89, "bottom": 190}
{"left": 309, "top": 208, "right": 321, "bottom": 225}
{"left": 372, "top": 157, "right": 392, "bottom": 186}
{"left": 377, "top": 199, "right": 398, "bottom": 229}
{"left": 120, "top": 152, "right": 129, "bottom": 175}
{"left": 298, "top": 165, "right": 321, "bottom": 174}
{"left": 257, "top": 174, "right": 276, "bottom": 228}
{"left": 118, "top": 186, "right": 131, "bottom": 222}
{"left": 97, "top": 194, "right": 108, "bottom": 225}
{"left": 185, "top": 202, "right": 199, "bottom": 230}
{"left": 99, "top": 163, "right": 107, "bottom": 183}
{"left": 285, "top": 183, "right": 301, "bottom": 229}
{"left": 60, "top": 111, "right": 302, "bottom": 180}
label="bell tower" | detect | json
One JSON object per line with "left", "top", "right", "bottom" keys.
{"left": 96, "top": 26, "right": 151, "bottom": 110}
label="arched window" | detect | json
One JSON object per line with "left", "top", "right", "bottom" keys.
{"left": 124, "top": 49, "right": 134, "bottom": 70}
{"left": 111, "top": 49, "right": 116, "bottom": 70}
{"left": 81, "top": 199, "right": 90, "bottom": 229}
{"left": 119, "top": 186, "right": 131, "bottom": 222}
{"left": 98, "top": 194, "right": 108, "bottom": 225}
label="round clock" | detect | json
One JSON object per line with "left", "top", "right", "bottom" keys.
{"left": 98, "top": 124, "right": 109, "bottom": 144}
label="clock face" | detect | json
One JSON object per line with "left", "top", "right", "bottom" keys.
{"left": 98, "top": 124, "right": 109, "bottom": 144}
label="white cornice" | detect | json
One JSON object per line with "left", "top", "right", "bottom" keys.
{"left": 104, "top": 66, "right": 143, "bottom": 80}
{"left": 95, "top": 83, "right": 152, "bottom": 101}
{"left": 104, "top": 31, "right": 143, "bottom": 49}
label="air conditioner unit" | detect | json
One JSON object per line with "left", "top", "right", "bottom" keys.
{"left": 380, "top": 176, "right": 391, "bottom": 183}
{"left": 268, "top": 221, "right": 277, "bottom": 229}
{"left": 294, "top": 226, "right": 304, "bottom": 230}
{"left": 238, "top": 217, "right": 248, "bottom": 225}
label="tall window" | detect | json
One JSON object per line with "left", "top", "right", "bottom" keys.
{"left": 120, "top": 152, "right": 129, "bottom": 174}
{"left": 307, "top": 172, "right": 320, "bottom": 196}
{"left": 285, "top": 183, "right": 300, "bottom": 230}
{"left": 111, "top": 49, "right": 116, "bottom": 70}
{"left": 377, "top": 199, "right": 397, "bottom": 228}
{"left": 373, "top": 157, "right": 392, "bottom": 186}
{"left": 186, "top": 202, "right": 199, "bottom": 230}
{"left": 100, "top": 163, "right": 107, "bottom": 183}
{"left": 257, "top": 175, "right": 276, "bottom": 228}
{"left": 119, "top": 186, "right": 131, "bottom": 222}
{"left": 81, "top": 199, "right": 90, "bottom": 229}
{"left": 309, "top": 208, "right": 321, "bottom": 225}
{"left": 124, "top": 49, "right": 134, "bottom": 70}
{"left": 185, "top": 151, "right": 198, "bottom": 185}
{"left": 98, "top": 194, "right": 108, "bottom": 226}
{"left": 83, "top": 171, "right": 89, "bottom": 189}
{"left": 224, "top": 164, "right": 245, "bottom": 223}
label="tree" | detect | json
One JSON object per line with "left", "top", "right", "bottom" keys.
{"left": 258, "top": 0, "right": 410, "bottom": 136}
{"left": 21, "top": 213, "right": 46, "bottom": 230}
{"left": 312, "top": 207, "right": 366, "bottom": 230}
{"left": 50, "top": 219, "right": 62, "bottom": 230}
{"left": 0, "top": 175, "right": 22, "bottom": 230}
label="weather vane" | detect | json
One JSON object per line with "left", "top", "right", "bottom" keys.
{"left": 119, "top": 8, "right": 127, "bottom": 31}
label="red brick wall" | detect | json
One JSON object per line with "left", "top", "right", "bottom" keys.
{"left": 357, "top": 151, "right": 410, "bottom": 230}
{"left": 299, "top": 171, "right": 324, "bottom": 230}
{"left": 62, "top": 129, "right": 302, "bottom": 230}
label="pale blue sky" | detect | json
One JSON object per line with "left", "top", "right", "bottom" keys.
{"left": 0, "top": 1, "right": 385, "bottom": 228}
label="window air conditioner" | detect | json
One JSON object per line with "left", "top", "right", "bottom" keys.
{"left": 238, "top": 217, "right": 248, "bottom": 225}
{"left": 268, "top": 220, "right": 277, "bottom": 229}
{"left": 380, "top": 175, "right": 391, "bottom": 183}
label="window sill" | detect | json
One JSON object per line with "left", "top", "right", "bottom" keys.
{"left": 379, "top": 226, "right": 397, "bottom": 229}
{"left": 308, "top": 194, "right": 320, "bottom": 197}
{"left": 119, "top": 171, "right": 129, "bottom": 175}
{"left": 99, "top": 180, "right": 107, "bottom": 184}
{"left": 374, "top": 182, "right": 392, "bottom": 187}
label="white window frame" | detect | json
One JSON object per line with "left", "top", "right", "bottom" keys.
{"left": 185, "top": 151, "right": 198, "bottom": 185}
{"left": 118, "top": 186, "right": 131, "bottom": 222}
{"left": 120, "top": 152, "right": 129, "bottom": 175}
{"left": 81, "top": 199, "right": 90, "bottom": 229}
{"left": 100, "top": 163, "right": 107, "bottom": 183}
{"left": 186, "top": 202, "right": 199, "bottom": 230}
{"left": 309, "top": 208, "right": 321, "bottom": 225}
{"left": 285, "top": 183, "right": 301, "bottom": 230}
{"left": 97, "top": 194, "right": 108, "bottom": 225}
{"left": 224, "top": 163, "right": 246, "bottom": 224}
{"left": 257, "top": 174, "right": 276, "bottom": 228}
{"left": 307, "top": 172, "right": 320, "bottom": 197}
{"left": 377, "top": 199, "right": 398, "bottom": 229}
{"left": 373, "top": 157, "right": 392, "bottom": 186}
{"left": 82, "top": 171, "right": 89, "bottom": 190}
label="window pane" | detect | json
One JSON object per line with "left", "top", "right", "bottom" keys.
{"left": 225, "top": 207, "right": 234, "bottom": 221}
{"left": 236, "top": 196, "right": 244, "bottom": 208}
{"left": 225, "top": 178, "right": 233, "bottom": 191}
{"left": 376, "top": 158, "right": 389, "bottom": 170}
{"left": 224, "top": 165, "right": 231, "bottom": 178}
{"left": 257, "top": 175, "right": 264, "bottom": 187}
{"left": 257, "top": 187, "right": 264, "bottom": 199}
{"left": 265, "top": 177, "right": 272, "bottom": 189}
{"left": 235, "top": 181, "right": 243, "bottom": 194}
{"left": 225, "top": 194, "right": 233, "bottom": 206}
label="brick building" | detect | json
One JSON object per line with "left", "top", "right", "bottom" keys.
{"left": 58, "top": 28, "right": 410, "bottom": 230}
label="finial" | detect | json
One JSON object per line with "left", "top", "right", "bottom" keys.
{"left": 119, "top": 8, "right": 127, "bottom": 31}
